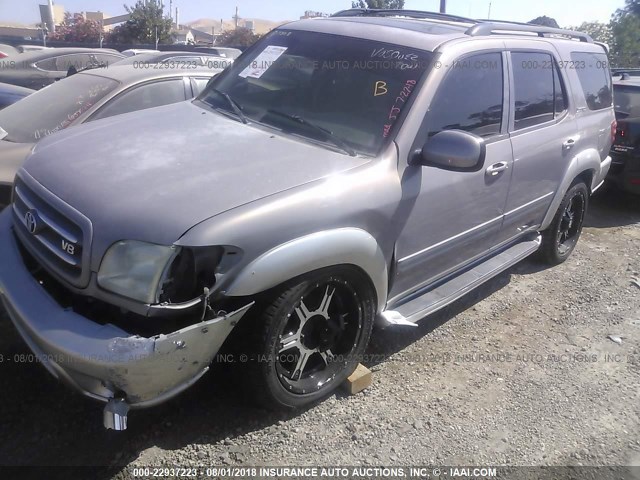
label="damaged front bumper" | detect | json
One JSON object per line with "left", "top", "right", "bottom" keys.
{"left": 0, "top": 210, "right": 251, "bottom": 414}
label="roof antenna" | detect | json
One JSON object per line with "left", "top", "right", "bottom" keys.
{"left": 488, "top": 2, "right": 492, "bottom": 19}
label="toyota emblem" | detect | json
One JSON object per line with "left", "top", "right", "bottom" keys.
{"left": 24, "top": 210, "right": 40, "bottom": 234}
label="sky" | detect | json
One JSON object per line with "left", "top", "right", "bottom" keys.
{"left": 0, "top": 0, "right": 628, "bottom": 28}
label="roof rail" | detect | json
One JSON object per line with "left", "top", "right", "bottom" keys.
{"left": 329, "top": 9, "right": 594, "bottom": 43}
{"left": 466, "top": 22, "right": 593, "bottom": 42}
{"left": 331, "top": 8, "right": 478, "bottom": 24}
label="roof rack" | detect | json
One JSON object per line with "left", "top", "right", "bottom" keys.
{"left": 331, "top": 8, "right": 477, "bottom": 24}
{"left": 330, "top": 9, "right": 593, "bottom": 43}
{"left": 466, "top": 23, "right": 592, "bottom": 42}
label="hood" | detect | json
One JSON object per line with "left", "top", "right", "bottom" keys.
{"left": 22, "top": 101, "right": 368, "bottom": 256}
{"left": 0, "top": 139, "right": 34, "bottom": 185}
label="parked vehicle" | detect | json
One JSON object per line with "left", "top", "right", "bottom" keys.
{"left": 0, "top": 64, "right": 221, "bottom": 207}
{"left": 115, "top": 51, "right": 233, "bottom": 69}
{"left": 0, "top": 82, "right": 33, "bottom": 110}
{"left": 17, "top": 45, "right": 51, "bottom": 53}
{"left": 194, "top": 46, "right": 242, "bottom": 59}
{"left": 0, "top": 9, "right": 614, "bottom": 430}
{"left": 120, "top": 49, "right": 161, "bottom": 57}
{"left": 0, "top": 43, "right": 19, "bottom": 58}
{"left": 609, "top": 74, "right": 640, "bottom": 194}
{"left": 0, "top": 48, "right": 125, "bottom": 89}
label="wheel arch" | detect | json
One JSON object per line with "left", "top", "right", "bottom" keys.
{"left": 223, "top": 228, "right": 388, "bottom": 313}
{"left": 540, "top": 149, "right": 599, "bottom": 231}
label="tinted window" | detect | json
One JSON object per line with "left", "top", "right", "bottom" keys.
{"left": 34, "top": 57, "right": 57, "bottom": 71}
{"left": 513, "top": 52, "right": 566, "bottom": 129}
{"left": 92, "top": 53, "right": 122, "bottom": 66}
{"left": 90, "top": 79, "right": 186, "bottom": 121}
{"left": 0, "top": 73, "right": 118, "bottom": 142}
{"left": 426, "top": 52, "right": 503, "bottom": 137}
{"left": 613, "top": 85, "right": 640, "bottom": 119}
{"left": 571, "top": 51, "right": 612, "bottom": 110}
{"left": 201, "top": 30, "right": 433, "bottom": 156}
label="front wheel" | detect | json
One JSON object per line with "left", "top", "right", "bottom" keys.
{"left": 539, "top": 181, "right": 589, "bottom": 265}
{"left": 247, "top": 267, "right": 375, "bottom": 410}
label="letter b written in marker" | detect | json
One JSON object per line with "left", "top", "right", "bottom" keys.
{"left": 374, "top": 81, "right": 388, "bottom": 96}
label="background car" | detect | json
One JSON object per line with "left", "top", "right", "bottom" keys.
{"left": 194, "top": 46, "right": 242, "bottom": 59}
{"left": 0, "top": 43, "right": 19, "bottom": 58}
{"left": 0, "top": 47, "right": 125, "bottom": 89}
{"left": 0, "top": 64, "right": 221, "bottom": 207}
{"left": 0, "top": 82, "right": 33, "bottom": 110}
{"left": 120, "top": 48, "right": 161, "bottom": 57}
{"left": 609, "top": 73, "right": 640, "bottom": 194}
{"left": 115, "top": 50, "right": 234, "bottom": 69}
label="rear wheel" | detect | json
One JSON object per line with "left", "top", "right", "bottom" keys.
{"left": 247, "top": 267, "right": 375, "bottom": 410}
{"left": 539, "top": 181, "right": 588, "bottom": 265}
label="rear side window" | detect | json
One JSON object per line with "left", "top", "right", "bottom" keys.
{"left": 571, "top": 52, "right": 612, "bottom": 110}
{"left": 426, "top": 52, "right": 503, "bottom": 137}
{"left": 90, "top": 79, "right": 186, "bottom": 121}
{"left": 512, "top": 52, "right": 567, "bottom": 130}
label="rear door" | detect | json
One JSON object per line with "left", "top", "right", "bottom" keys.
{"left": 569, "top": 51, "right": 615, "bottom": 182}
{"left": 499, "top": 47, "right": 577, "bottom": 243}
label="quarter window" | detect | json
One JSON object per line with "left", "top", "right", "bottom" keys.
{"left": 426, "top": 52, "right": 503, "bottom": 137}
{"left": 571, "top": 51, "right": 612, "bottom": 110}
{"left": 512, "top": 52, "right": 567, "bottom": 130}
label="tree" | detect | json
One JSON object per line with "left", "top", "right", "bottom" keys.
{"left": 610, "top": 11, "right": 640, "bottom": 67}
{"left": 351, "top": 0, "right": 405, "bottom": 9}
{"left": 107, "top": 0, "right": 173, "bottom": 45}
{"left": 49, "top": 12, "right": 103, "bottom": 42}
{"left": 568, "top": 21, "right": 613, "bottom": 46}
{"left": 528, "top": 16, "right": 559, "bottom": 28}
{"left": 217, "top": 28, "right": 263, "bottom": 48}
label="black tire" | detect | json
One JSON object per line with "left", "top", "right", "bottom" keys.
{"left": 245, "top": 266, "right": 375, "bottom": 410}
{"left": 539, "top": 181, "right": 589, "bottom": 265}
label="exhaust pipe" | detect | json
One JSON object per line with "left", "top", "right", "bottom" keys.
{"left": 103, "top": 398, "right": 130, "bottom": 431}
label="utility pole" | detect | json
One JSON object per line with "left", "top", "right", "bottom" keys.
{"left": 47, "top": 0, "right": 55, "bottom": 33}
{"left": 233, "top": 6, "right": 240, "bottom": 29}
{"left": 439, "top": 0, "right": 446, "bottom": 13}
{"left": 155, "top": 25, "right": 159, "bottom": 49}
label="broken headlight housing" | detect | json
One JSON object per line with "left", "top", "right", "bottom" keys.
{"left": 97, "top": 240, "right": 178, "bottom": 304}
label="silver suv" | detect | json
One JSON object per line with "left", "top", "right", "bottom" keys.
{"left": 0, "top": 10, "right": 615, "bottom": 429}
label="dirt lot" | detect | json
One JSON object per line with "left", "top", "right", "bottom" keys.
{"left": 0, "top": 189, "right": 639, "bottom": 478}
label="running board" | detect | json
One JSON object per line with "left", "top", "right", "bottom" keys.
{"left": 378, "top": 235, "right": 541, "bottom": 327}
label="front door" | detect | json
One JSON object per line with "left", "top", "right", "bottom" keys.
{"left": 390, "top": 51, "right": 513, "bottom": 300}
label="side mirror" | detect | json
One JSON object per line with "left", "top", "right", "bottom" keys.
{"left": 414, "top": 130, "right": 486, "bottom": 171}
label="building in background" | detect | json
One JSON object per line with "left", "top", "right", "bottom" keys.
{"left": 172, "top": 28, "right": 195, "bottom": 44}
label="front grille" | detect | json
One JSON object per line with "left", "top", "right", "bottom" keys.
{"left": 11, "top": 170, "right": 92, "bottom": 288}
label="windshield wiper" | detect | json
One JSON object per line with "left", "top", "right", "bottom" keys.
{"left": 266, "top": 109, "right": 357, "bottom": 157}
{"left": 208, "top": 89, "right": 248, "bottom": 124}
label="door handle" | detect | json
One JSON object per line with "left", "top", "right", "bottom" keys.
{"left": 563, "top": 138, "right": 577, "bottom": 150}
{"left": 485, "top": 162, "right": 508, "bottom": 176}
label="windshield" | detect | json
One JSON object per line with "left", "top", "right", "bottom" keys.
{"left": 613, "top": 84, "right": 640, "bottom": 119}
{"left": 0, "top": 73, "right": 119, "bottom": 143}
{"left": 197, "top": 30, "right": 432, "bottom": 156}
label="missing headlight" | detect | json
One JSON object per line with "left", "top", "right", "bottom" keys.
{"left": 158, "top": 247, "right": 224, "bottom": 304}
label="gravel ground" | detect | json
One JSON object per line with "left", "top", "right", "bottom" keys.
{"left": 0, "top": 188, "right": 639, "bottom": 478}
